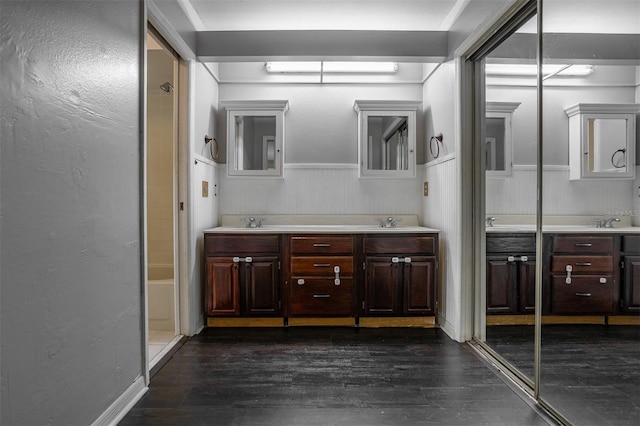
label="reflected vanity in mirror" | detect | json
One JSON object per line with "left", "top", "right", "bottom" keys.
{"left": 221, "top": 100, "right": 289, "bottom": 177}
{"left": 565, "top": 103, "right": 639, "bottom": 180}
{"left": 354, "top": 100, "right": 420, "bottom": 178}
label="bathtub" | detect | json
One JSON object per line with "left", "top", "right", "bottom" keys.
{"left": 148, "top": 264, "right": 175, "bottom": 331}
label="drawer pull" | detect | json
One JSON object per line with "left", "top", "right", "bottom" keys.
{"left": 575, "top": 262, "right": 592, "bottom": 267}
{"left": 233, "top": 256, "right": 253, "bottom": 263}
{"left": 334, "top": 266, "right": 340, "bottom": 285}
{"left": 600, "top": 277, "right": 607, "bottom": 284}
{"left": 575, "top": 293, "right": 592, "bottom": 297}
{"left": 313, "top": 263, "right": 331, "bottom": 267}
{"left": 313, "top": 294, "right": 331, "bottom": 298}
{"left": 313, "top": 244, "right": 331, "bottom": 247}
{"left": 575, "top": 243, "right": 593, "bottom": 247}
{"left": 392, "top": 257, "right": 412, "bottom": 264}
{"left": 297, "top": 279, "right": 305, "bottom": 285}
{"left": 565, "top": 265, "right": 572, "bottom": 284}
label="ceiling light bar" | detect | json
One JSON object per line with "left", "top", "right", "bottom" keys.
{"left": 322, "top": 62, "right": 398, "bottom": 73}
{"left": 265, "top": 61, "right": 321, "bottom": 73}
{"left": 265, "top": 61, "right": 398, "bottom": 74}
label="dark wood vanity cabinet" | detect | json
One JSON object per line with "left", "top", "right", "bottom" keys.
{"left": 362, "top": 236, "right": 437, "bottom": 316}
{"left": 287, "top": 235, "right": 355, "bottom": 316}
{"left": 205, "top": 231, "right": 439, "bottom": 321}
{"left": 620, "top": 235, "right": 640, "bottom": 314}
{"left": 485, "top": 234, "right": 536, "bottom": 315}
{"left": 549, "top": 235, "right": 614, "bottom": 315}
{"left": 204, "top": 234, "right": 281, "bottom": 316}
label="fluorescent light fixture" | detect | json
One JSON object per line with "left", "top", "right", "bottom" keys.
{"left": 265, "top": 61, "right": 398, "bottom": 73}
{"left": 485, "top": 64, "right": 594, "bottom": 77}
{"left": 322, "top": 62, "right": 398, "bottom": 73}
{"left": 265, "top": 61, "right": 321, "bottom": 73}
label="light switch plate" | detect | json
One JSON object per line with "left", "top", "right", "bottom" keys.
{"left": 423, "top": 181, "right": 429, "bottom": 196}
{"left": 202, "top": 181, "right": 209, "bottom": 197}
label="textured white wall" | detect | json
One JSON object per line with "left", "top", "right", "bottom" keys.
{"left": 191, "top": 63, "right": 220, "bottom": 330}
{"left": 0, "top": 1, "right": 143, "bottom": 425}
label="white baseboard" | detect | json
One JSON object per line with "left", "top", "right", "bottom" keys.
{"left": 91, "top": 375, "right": 148, "bottom": 426}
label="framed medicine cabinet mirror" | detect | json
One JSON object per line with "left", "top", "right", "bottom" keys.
{"left": 354, "top": 100, "right": 421, "bottom": 178}
{"left": 485, "top": 102, "right": 519, "bottom": 177}
{"left": 565, "top": 103, "right": 639, "bottom": 180}
{"left": 221, "top": 100, "right": 289, "bottom": 177}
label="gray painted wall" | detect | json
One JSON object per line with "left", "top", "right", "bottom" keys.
{"left": 1, "top": 1, "right": 143, "bottom": 424}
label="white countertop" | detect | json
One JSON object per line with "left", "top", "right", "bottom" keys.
{"left": 204, "top": 214, "right": 440, "bottom": 234}
{"left": 204, "top": 225, "right": 440, "bottom": 234}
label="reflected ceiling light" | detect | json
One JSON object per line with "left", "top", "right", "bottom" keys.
{"left": 485, "top": 64, "right": 594, "bottom": 77}
{"left": 265, "top": 61, "right": 398, "bottom": 73}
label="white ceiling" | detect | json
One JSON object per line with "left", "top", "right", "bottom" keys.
{"left": 184, "top": 0, "right": 468, "bottom": 31}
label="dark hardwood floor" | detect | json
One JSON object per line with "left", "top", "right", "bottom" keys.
{"left": 487, "top": 324, "right": 640, "bottom": 426}
{"left": 120, "top": 327, "right": 554, "bottom": 426}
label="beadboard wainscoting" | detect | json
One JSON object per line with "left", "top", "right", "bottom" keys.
{"left": 424, "top": 154, "right": 460, "bottom": 340}
{"left": 218, "top": 164, "right": 424, "bottom": 217}
{"left": 193, "top": 155, "right": 220, "bottom": 330}
{"left": 486, "top": 165, "right": 635, "bottom": 216}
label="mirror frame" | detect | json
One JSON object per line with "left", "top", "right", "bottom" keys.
{"left": 354, "top": 100, "right": 421, "bottom": 178}
{"left": 221, "top": 100, "right": 289, "bottom": 177}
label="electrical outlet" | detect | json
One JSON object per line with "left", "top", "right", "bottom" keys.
{"left": 423, "top": 181, "right": 429, "bottom": 196}
{"left": 202, "top": 181, "right": 209, "bottom": 197}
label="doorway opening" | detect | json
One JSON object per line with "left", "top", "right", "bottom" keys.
{"left": 146, "top": 26, "right": 183, "bottom": 368}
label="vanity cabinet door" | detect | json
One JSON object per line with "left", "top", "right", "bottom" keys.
{"left": 243, "top": 257, "right": 280, "bottom": 315}
{"left": 403, "top": 257, "right": 436, "bottom": 315}
{"left": 486, "top": 256, "right": 518, "bottom": 314}
{"left": 206, "top": 257, "right": 241, "bottom": 316}
{"left": 363, "top": 257, "right": 400, "bottom": 314}
{"left": 518, "top": 257, "right": 536, "bottom": 313}
{"left": 621, "top": 255, "right": 640, "bottom": 313}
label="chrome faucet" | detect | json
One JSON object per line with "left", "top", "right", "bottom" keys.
{"left": 380, "top": 217, "right": 397, "bottom": 228}
{"left": 603, "top": 217, "right": 621, "bottom": 228}
{"left": 485, "top": 217, "right": 497, "bottom": 227}
{"left": 242, "top": 217, "right": 263, "bottom": 228}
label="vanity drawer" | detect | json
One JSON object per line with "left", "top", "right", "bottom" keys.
{"left": 552, "top": 236, "right": 613, "bottom": 254}
{"left": 289, "top": 278, "right": 354, "bottom": 316}
{"left": 290, "top": 236, "right": 354, "bottom": 255}
{"left": 551, "top": 256, "right": 613, "bottom": 273}
{"left": 205, "top": 234, "right": 280, "bottom": 255}
{"left": 363, "top": 236, "right": 435, "bottom": 255}
{"left": 486, "top": 234, "right": 536, "bottom": 253}
{"left": 291, "top": 256, "right": 353, "bottom": 276}
{"left": 551, "top": 275, "right": 613, "bottom": 314}
{"left": 621, "top": 235, "right": 640, "bottom": 253}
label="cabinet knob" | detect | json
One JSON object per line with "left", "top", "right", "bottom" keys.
{"left": 297, "top": 279, "right": 305, "bottom": 285}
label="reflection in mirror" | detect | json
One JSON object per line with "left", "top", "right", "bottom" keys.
{"left": 539, "top": 1, "right": 640, "bottom": 424}
{"left": 486, "top": 102, "right": 519, "bottom": 176}
{"left": 354, "top": 100, "right": 420, "bottom": 178}
{"left": 565, "top": 103, "right": 638, "bottom": 180}
{"left": 234, "top": 115, "right": 276, "bottom": 171}
{"left": 367, "top": 115, "right": 409, "bottom": 171}
{"left": 590, "top": 118, "right": 627, "bottom": 172}
{"left": 222, "top": 100, "right": 288, "bottom": 177}
{"left": 481, "top": 14, "right": 538, "bottom": 387}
